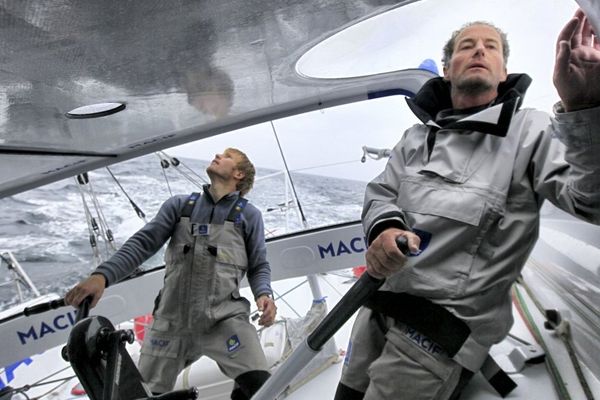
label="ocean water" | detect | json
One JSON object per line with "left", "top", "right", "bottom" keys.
{"left": 0, "top": 154, "right": 367, "bottom": 310}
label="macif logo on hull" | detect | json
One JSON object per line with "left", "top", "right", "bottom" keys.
{"left": 16, "top": 310, "right": 78, "bottom": 345}
{"left": 317, "top": 236, "right": 367, "bottom": 259}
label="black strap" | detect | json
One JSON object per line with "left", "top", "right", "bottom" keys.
{"left": 365, "top": 291, "right": 517, "bottom": 398}
{"left": 180, "top": 192, "right": 246, "bottom": 227}
{"left": 481, "top": 356, "right": 518, "bottom": 397}
{"left": 180, "top": 192, "right": 201, "bottom": 219}
{"left": 333, "top": 383, "right": 365, "bottom": 400}
{"left": 365, "top": 291, "right": 470, "bottom": 357}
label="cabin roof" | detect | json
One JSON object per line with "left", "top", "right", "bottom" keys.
{"left": 0, "top": 1, "right": 434, "bottom": 198}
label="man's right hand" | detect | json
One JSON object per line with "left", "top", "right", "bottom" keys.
{"left": 64, "top": 274, "right": 106, "bottom": 308}
{"left": 366, "top": 228, "right": 420, "bottom": 279}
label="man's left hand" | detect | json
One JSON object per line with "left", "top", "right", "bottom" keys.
{"left": 554, "top": 9, "right": 600, "bottom": 111}
{"left": 256, "top": 294, "right": 277, "bottom": 327}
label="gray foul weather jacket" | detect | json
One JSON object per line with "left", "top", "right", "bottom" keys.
{"left": 362, "top": 74, "right": 600, "bottom": 371}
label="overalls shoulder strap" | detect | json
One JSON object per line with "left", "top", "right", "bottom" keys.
{"left": 226, "top": 196, "right": 248, "bottom": 222}
{"left": 180, "top": 192, "right": 201, "bottom": 219}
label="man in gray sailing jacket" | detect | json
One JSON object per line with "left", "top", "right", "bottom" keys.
{"left": 335, "top": 9, "right": 600, "bottom": 400}
{"left": 66, "top": 147, "right": 276, "bottom": 400}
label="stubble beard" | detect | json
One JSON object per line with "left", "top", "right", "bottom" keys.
{"left": 454, "top": 76, "right": 494, "bottom": 97}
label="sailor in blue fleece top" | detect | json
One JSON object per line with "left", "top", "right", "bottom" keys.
{"left": 66, "top": 147, "right": 276, "bottom": 400}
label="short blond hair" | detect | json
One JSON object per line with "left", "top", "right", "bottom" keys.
{"left": 227, "top": 147, "right": 255, "bottom": 196}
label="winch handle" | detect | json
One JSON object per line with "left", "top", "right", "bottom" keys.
{"left": 75, "top": 296, "right": 92, "bottom": 322}
{"left": 23, "top": 298, "right": 66, "bottom": 316}
{"left": 24, "top": 296, "right": 92, "bottom": 319}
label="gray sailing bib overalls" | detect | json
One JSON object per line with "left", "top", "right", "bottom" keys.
{"left": 138, "top": 194, "right": 268, "bottom": 393}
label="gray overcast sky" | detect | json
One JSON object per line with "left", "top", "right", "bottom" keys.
{"left": 169, "top": 0, "right": 579, "bottom": 183}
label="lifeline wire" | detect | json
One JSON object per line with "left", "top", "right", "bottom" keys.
{"left": 106, "top": 166, "right": 147, "bottom": 222}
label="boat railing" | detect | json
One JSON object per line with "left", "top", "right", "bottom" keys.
{"left": 0, "top": 251, "right": 40, "bottom": 304}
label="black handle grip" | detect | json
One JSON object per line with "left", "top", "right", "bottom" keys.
{"left": 395, "top": 236, "right": 410, "bottom": 255}
{"left": 23, "top": 298, "right": 66, "bottom": 316}
{"left": 75, "top": 297, "right": 92, "bottom": 323}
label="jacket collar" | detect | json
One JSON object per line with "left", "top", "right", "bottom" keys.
{"left": 406, "top": 73, "right": 532, "bottom": 137}
{"left": 202, "top": 184, "right": 240, "bottom": 204}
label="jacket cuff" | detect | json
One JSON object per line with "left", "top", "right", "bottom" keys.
{"left": 554, "top": 100, "right": 600, "bottom": 114}
{"left": 255, "top": 292, "right": 273, "bottom": 300}
{"left": 552, "top": 102, "right": 600, "bottom": 147}
{"left": 367, "top": 214, "right": 409, "bottom": 245}
{"left": 91, "top": 272, "right": 110, "bottom": 288}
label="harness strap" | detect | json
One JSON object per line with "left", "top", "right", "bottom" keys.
{"left": 181, "top": 193, "right": 247, "bottom": 222}
{"left": 366, "top": 291, "right": 470, "bottom": 356}
{"left": 181, "top": 192, "right": 201, "bottom": 219}
{"left": 365, "top": 291, "right": 517, "bottom": 398}
{"left": 226, "top": 197, "right": 248, "bottom": 223}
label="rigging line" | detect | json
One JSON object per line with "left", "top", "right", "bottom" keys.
{"left": 75, "top": 178, "right": 103, "bottom": 266}
{"left": 31, "top": 371, "right": 75, "bottom": 387}
{"left": 270, "top": 121, "right": 308, "bottom": 228}
{"left": 30, "top": 379, "right": 76, "bottom": 400}
{"left": 250, "top": 279, "right": 308, "bottom": 319}
{"left": 180, "top": 163, "right": 209, "bottom": 184}
{"left": 106, "top": 167, "right": 147, "bottom": 223}
{"left": 8, "top": 375, "right": 77, "bottom": 400}
{"left": 292, "top": 159, "right": 361, "bottom": 173}
{"left": 77, "top": 173, "right": 114, "bottom": 255}
{"left": 318, "top": 274, "right": 344, "bottom": 297}
{"left": 160, "top": 151, "right": 208, "bottom": 184}
{"left": 162, "top": 166, "right": 173, "bottom": 196}
{"left": 156, "top": 153, "right": 173, "bottom": 197}
{"left": 162, "top": 159, "right": 205, "bottom": 189}
{"left": 176, "top": 167, "right": 205, "bottom": 188}
{"left": 265, "top": 197, "right": 351, "bottom": 213}
{"left": 272, "top": 287, "right": 302, "bottom": 318}
{"left": 86, "top": 177, "right": 118, "bottom": 254}
{"left": 176, "top": 169, "right": 205, "bottom": 189}
{"left": 7, "top": 388, "right": 30, "bottom": 400}
{"left": 16, "top": 363, "right": 75, "bottom": 389}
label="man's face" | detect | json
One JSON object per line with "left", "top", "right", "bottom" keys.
{"left": 206, "top": 149, "right": 244, "bottom": 181}
{"left": 443, "top": 24, "right": 507, "bottom": 95}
